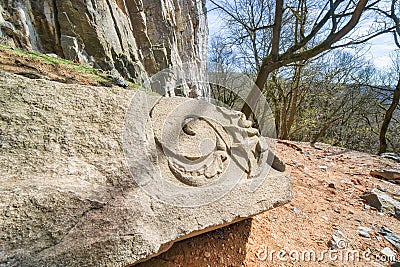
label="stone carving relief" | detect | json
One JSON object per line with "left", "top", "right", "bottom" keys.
{"left": 147, "top": 97, "right": 277, "bottom": 189}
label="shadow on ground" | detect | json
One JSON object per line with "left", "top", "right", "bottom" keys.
{"left": 135, "top": 219, "right": 253, "bottom": 267}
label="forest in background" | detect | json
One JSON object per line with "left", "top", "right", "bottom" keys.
{"left": 207, "top": 0, "right": 400, "bottom": 154}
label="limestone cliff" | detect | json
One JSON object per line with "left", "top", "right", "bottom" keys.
{"left": 0, "top": 0, "right": 207, "bottom": 95}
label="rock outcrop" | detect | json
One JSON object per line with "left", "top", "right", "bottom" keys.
{"left": 370, "top": 169, "right": 400, "bottom": 184}
{"left": 0, "top": 72, "right": 292, "bottom": 266}
{"left": 0, "top": 0, "right": 207, "bottom": 96}
{"left": 361, "top": 188, "right": 400, "bottom": 218}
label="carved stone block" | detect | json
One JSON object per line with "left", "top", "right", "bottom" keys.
{"left": 0, "top": 72, "right": 292, "bottom": 266}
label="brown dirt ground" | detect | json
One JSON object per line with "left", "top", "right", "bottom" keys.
{"left": 1, "top": 46, "right": 399, "bottom": 267}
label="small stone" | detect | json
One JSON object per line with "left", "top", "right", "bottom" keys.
{"left": 361, "top": 188, "right": 400, "bottom": 214}
{"left": 380, "top": 153, "right": 400, "bottom": 162}
{"left": 379, "top": 226, "right": 400, "bottom": 252}
{"left": 293, "top": 162, "right": 304, "bottom": 169}
{"left": 319, "top": 166, "right": 328, "bottom": 172}
{"left": 322, "top": 215, "right": 329, "bottom": 221}
{"left": 358, "top": 226, "right": 372, "bottom": 232}
{"left": 333, "top": 230, "right": 346, "bottom": 238}
{"left": 328, "top": 234, "right": 346, "bottom": 249}
{"left": 204, "top": 252, "right": 211, "bottom": 258}
{"left": 395, "top": 206, "right": 400, "bottom": 220}
{"left": 357, "top": 226, "right": 372, "bottom": 238}
{"left": 107, "top": 70, "right": 129, "bottom": 88}
{"left": 292, "top": 207, "right": 300, "bottom": 214}
{"left": 328, "top": 183, "right": 336, "bottom": 189}
{"left": 328, "top": 239, "right": 337, "bottom": 249}
{"left": 381, "top": 226, "right": 393, "bottom": 233}
{"left": 381, "top": 247, "right": 396, "bottom": 259}
{"left": 377, "top": 185, "right": 387, "bottom": 192}
{"left": 370, "top": 169, "right": 400, "bottom": 183}
{"left": 114, "top": 76, "right": 129, "bottom": 88}
{"left": 364, "top": 204, "right": 371, "bottom": 210}
{"left": 341, "top": 179, "right": 355, "bottom": 185}
{"left": 358, "top": 230, "right": 370, "bottom": 238}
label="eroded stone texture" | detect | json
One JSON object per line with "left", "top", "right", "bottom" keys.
{"left": 0, "top": 72, "right": 292, "bottom": 266}
{"left": 0, "top": 0, "right": 207, "bottom": 96}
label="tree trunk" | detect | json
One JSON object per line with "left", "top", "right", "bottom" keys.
{"left": 240, "top": 0, "right": 368, "bottom": 120}
{"left": 241, "top": 59, "right": 275, "bottom": 119}
{"left": 378, "top": 77, "right": 400, "bottom": 154}
{"left": 283, "top": 65, "right": 303, "bottom": 139}
{"left": 280, "top": 99, "right": 288, "bottom": 139}
{"left": 241, "top": 0, "right": 284, "bottom": 119}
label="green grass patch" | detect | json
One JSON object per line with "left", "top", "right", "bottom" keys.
{"left": 0, "top": 43, "right": 144, "bottom": 89}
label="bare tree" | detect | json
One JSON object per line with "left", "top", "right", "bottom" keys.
{"left": 271, "top": 49, "right": 377, "bottom": 144}
{"left": 210, "top": 0, "right": 391, "bottom": 119}
{"left": 378, "top": 53, "right": 400, "bottom": 154}
{"left": 208, "top": 36, "right": 241, "bottom": 108}
{"left": 373, "top": 0, "right": 400, "bottom": 153}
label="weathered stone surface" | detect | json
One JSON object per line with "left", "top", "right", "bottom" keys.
{"left": 379, "top": 227, "right": 400, "bottom": 253}
{"left": 380, "top": 153, "right": 400, "bottom": 163}
{"left": 0, "top": 0, "right": 208, "bottom": 96}
{"left": 0, "top": 72, "right": 292, "bottom": 266}
{"left": 370, "top": 169, "right": 400, "bottom": 184}
{"left": 361, "top": 188, "right": 400, "bottom": 217}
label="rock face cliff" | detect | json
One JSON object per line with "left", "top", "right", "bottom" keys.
{"left": 0, "top": 0, "right": 207, "bottom": 95}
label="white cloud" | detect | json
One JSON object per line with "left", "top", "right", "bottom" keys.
{"left": 367, "top": 33, "right": 397, "bottom": 69}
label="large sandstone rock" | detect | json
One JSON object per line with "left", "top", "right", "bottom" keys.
{"left": 0, "top": 72, "right": 292, "bottom": 266}
{"left": 0, "top": 0, "right": 207, "bottom": 96}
